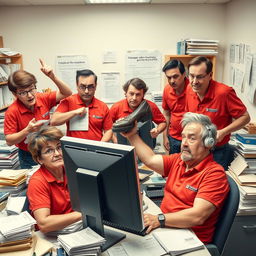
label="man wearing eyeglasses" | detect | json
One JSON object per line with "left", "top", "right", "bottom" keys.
{"left": 51, "top": 69, "right": 113, "bottom": 142}
{"left": 186, "top": 56, "right": 250, "bottom": 170}
{"left": 4, "top": 59, "right": 72, "bottom": 168}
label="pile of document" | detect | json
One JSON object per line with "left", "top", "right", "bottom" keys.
{"left": 0, "top": 211, "right": 36, "bottom": 253}
{"left": 0, "top": 140, "right": 19, "bottom": 169}
{"left": 228, "top": 133, "right": 256, "bottom": 214}
{"left": 57, "top": 227, "right": 106, "bottom": 256}
{"left": 47, "top": 220, "right": 83, "bottom": 236}
{"left": 185, "top": 39, "right": 219, "bottom": 55}
{"left": 150, "top": 91, "right": 163, "bottom": 105}
{"left": 0, "top": 169, "right": 29, "bottom": 194}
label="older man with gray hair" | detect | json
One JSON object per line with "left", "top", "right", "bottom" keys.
{"left": 121, "top": 112, "right": 229, "bottom": 244}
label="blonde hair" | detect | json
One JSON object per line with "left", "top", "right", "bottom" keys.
{"left": 27, "top": 126, "right": 63, "bottom": 163}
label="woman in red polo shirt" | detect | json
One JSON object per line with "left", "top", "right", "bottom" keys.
{"left": 27, "top": 126, "right": 81, "bottom": 233}
{"left": 4, "top": 59, "right": 72, "bottom": 169}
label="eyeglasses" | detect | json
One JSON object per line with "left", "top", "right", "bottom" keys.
{"left": 41, "top": 145, "right": 62, "bottom": 156}
{"left": 78, "top": 84, "right": 95, "bottom": 92}
{"left": 189, "top": 73, "right": 208, "bottom": 81}
{"left": 16, "top": 87, "right": 37, "bottom": 97}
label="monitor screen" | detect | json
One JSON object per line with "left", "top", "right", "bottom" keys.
{"left": 60, "top": 136, "right": 145, "bottom": 250}
{"left": 116, "top": 120, "right": 156, "bottom": 149}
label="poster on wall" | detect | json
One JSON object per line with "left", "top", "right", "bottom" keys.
{"left": 101, "top": 72, "right": 121, "bottom": 103}
{"left": 56, "top": 55, "right": 89, "bottom": 92}
{"left": 125, "top": 50, "right": 162, "bottom": 93}
{"left": 247, "top": 53, "right": 256, "bottom": 104}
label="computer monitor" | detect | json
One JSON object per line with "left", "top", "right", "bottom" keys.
{"left": 116, "top": 120, "right": 156, "bottom": 149}
{"left": 60, "top": 136, "right": 145, "bottom": 251}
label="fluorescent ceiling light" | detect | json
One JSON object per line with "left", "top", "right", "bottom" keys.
{"left": 85, "top": 0, "right": 151, "bottom": 4}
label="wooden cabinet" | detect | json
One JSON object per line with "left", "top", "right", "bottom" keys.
{"left": 0, "top": 36, "right": 23, "bottom": 110}
{"left": 164, "top": 55, "right": 216, "bottom": 80}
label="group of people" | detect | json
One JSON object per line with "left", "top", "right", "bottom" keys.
{"left": 3, "top": 56, "right": 250, "bottom": 244}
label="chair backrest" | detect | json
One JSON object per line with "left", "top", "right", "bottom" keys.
{"left": 211, "top": 175, "right": 240, "bottom": 254}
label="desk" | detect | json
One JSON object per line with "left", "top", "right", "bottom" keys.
{"left": 103, "top": 196, "right": 211, "bottom": 256}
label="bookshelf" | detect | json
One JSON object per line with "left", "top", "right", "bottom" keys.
{"left": 0, "top": 36, "right": 23, "bottom": 111}
{"left": 164, "top": 55, "right": 216, "bottom": 80}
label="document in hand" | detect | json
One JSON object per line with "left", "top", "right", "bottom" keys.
{"left": 152, "top": 228, "right": 204, "bottom": 256}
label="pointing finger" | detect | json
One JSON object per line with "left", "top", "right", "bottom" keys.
{"left": 39, "top": 58, "right": 45, "bottom": 67}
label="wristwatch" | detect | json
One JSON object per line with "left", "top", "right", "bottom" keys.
{"left": 158, "top": 213, "right": 165, "bottom": 228}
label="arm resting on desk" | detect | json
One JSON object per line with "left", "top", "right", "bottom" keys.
{"left": 144, "top": 198, "right": 216, "bottom": 233}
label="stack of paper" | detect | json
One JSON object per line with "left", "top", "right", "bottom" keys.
{"left": 0, "top": 169, "right": 29, "bottom": 194}
{"left": 0, "top": 140, "right": 19, "bottom": 169}
{"left": 0, "top": 211, "right": 36, "bottom": 247}
{"left": 6, "top": 196, "right": 27, "bottom": 215}
{"left": 152, "top": 228, "right": 204, "bottom": 256}
{"left": 150, "top": 91, "right": 163, "bottom": 105}
{"left": 47, "top": 220, "right": 83, "bottom": 236}
{"left": 57, "top": 227, "right": 106, "bottom": 256}
{"left": 185, "top": 39, "right": 219, "bottom": 55}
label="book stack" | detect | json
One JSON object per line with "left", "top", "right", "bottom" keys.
{"left": 185, "top": 39, "right": 219, "bottom": 55}
{"left": 150, "top": 91, "right": 163, "bottom": 106}
{"left": 0, "top": 169, "right": 29, "bottom": 195}
{"left": 0, "top": 140, "right": 19, "bottom": 169}
{"left": 228, "top": 133, "right": 256, "bottom": 214}
{"left": 57, "top": 227, "right": 106, "bottom": 256}
{"left": 0, "top": 211, "right": 36, "bottom": 253}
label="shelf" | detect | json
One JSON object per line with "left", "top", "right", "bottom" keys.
{"left": 0, "top": 81, "right": 7, "bottom": 86}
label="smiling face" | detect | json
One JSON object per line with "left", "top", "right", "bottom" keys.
{"left": 188, "top": 62, "right": 212, "bottom": 98}
{"left": 165, "top": 67, "right": 186, "bottom": 94}
{"left": 180, "top": 122, "right": 210, "bottom": 168}
{"left": 125, "top": 84, "right": 144, "bottom": 110}
{"left": 77, "top": 75, "right": 97, "bottom": 105}
{"left": 38, "top": 140, "right": 64, "bottom": 171}
{"left": 15, "top": 85, "right": 37, "bottom": 110}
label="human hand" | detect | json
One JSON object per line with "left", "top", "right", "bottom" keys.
{"left": 143, "top": 213, "right": 160, "bottom": 234}
{"left": 163, "top": 135, "right": 170, "bottom": 152}
{"left": 216, "top": 129, "right": 226, "bottom": 143}
{"left": 26, "top": 118, "right": 45, "bottom": 133}
{"left": 150, "top": 127, "right": 159, "bottom": 139}
{"left": 39, "top": 58, "right": 54, "bottom": 78}
{"left": 120, "top": 121, "right": 138, "bottom": 139}
{"left": 75, "top": 107, "right": 87, "bottom": 116}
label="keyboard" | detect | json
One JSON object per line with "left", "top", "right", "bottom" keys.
{"left": 103, "top": 220, "right": 147, "bottom": 236}
{"left": 145, "top": 188, "right": 164, "bottom": 198}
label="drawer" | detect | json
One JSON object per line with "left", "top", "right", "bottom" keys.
{"left": 222, "top": 216, "right": 256, "bottom": 256}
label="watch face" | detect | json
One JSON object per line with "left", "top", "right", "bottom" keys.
{"left": 159, "top": 214, "right": 165, "bottom": 221}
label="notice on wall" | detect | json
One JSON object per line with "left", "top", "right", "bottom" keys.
{"left": 125, "top": 50, "right": 162, "bottom": 93}
{"left": 101, "top": 72, "right": 121, "bottom": 103}
{"left": 56, "top": 55, "right": 89, "bottom": 92}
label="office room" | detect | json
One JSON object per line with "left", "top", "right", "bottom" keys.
{"left": 0, "top": 0, "right": 255, "bottom": 255}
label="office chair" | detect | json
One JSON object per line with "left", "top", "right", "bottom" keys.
{"left": 206, "top": 175, "right": 240, "bottom": 256}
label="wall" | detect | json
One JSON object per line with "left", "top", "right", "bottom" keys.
{"left": 0, "top": 4, "right": 225, "bottom": 99}
{"left": 224, "top": 0, "right": 256, "bottom": 121}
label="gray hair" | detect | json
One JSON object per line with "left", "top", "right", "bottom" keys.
{"left": 181, "top": 112, "right": 217, "bottom": 148}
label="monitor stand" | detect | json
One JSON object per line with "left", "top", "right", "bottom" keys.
{"left": 101, "top": 227, "right": 126, "bottom": 251}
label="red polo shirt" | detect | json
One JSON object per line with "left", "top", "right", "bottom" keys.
{"left": 162, "top": 78, "right": 189, "bottom": 140}
{"left": 55, "top": 94, "right": 112, "bottom": 141}
{"left": 4, "top": 91, "right": 57, "bottom": 151}
{"left": 110, "top": 99, "right": 165, "bottom": 124}
{"left": 27, "top": 165, "right": 73, "bottom": 215}
{"left": 161, "top": 153, "right": 229, "bottom": 243}
{"left": 186, "top": 80, "right": 247, "bottom": 146}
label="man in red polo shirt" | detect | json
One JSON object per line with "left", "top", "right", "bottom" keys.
{"left": 186, "top": 56, "right": 250, "bottom": 170}
{"left": 162, "top": 59, "right": 189, "bottom": 154}
{"left": 51, "top": 69, "right": 112, "bottom": 142}
{"left": 122, "top": 112, "right": 229, "bottom": 244}
{"left": 4, "top": 59, "right": 72, "bottom": 168}
{"left": 110, "top": 78, "right": 166, "bottom": 146}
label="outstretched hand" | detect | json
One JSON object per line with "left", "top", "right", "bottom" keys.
{"left": 39, "top": 58, "right": 54, "bottom": 78}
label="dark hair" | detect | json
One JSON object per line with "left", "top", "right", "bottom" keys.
{"left": 123, "top": 78, "right": 148, "bottom": 94}
{"left": 76, "top": 69, "right": 97, "bottom": 84}
{"left": 8, "top": 70, "right": 37, "bottom": 93}
{"left": 162, "top": 59, "right": 185, "bottom": 74}
{"left": 188, "top": 56, "right": 213, "bottom": 74}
